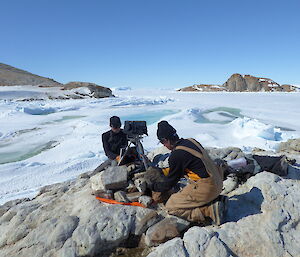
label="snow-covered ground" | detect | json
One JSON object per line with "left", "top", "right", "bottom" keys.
{"left": 0, "top": 87, "right": 300, "bottom": 205}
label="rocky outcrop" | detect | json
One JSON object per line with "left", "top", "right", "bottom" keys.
{"left": 278, "top": 138, "right": 300, "bottom": 155}
{"left": 178, "top": 73, "right": 298, "bottom": 92}
{"left": 178, "top": 84, "right": 225, "bottom": 92}
{"left": 223, "top": 74, "right": 282, "bottom": 92}
{"left": 148, "top": 169, "right": 300, "bottom": 257}
{"left": 63, "top": 82, "right": 113, "bottom": 98}
{"left": 0, "top": 63, "right": 62, "bottom": 87}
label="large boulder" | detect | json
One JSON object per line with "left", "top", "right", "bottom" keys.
{"left": 222, "top": 73, "right": 292, "bottom": 92}
{"left": 63, "top": 82, "right": 113, "bottom": 98}
{"left": 147, "top": 170, "right": 300, "bottom": 257}
{"left": 0, "top": 176, "right": 158, "bottom": 257}
{"left": 278, "top": 138, "right": 300, "bottom": 155}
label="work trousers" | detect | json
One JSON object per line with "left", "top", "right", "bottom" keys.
{"left": 164, "top": 176, "right": 221, "bottom": 222}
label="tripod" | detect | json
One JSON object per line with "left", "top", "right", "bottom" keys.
{"left": 118, "top": 135, "right": 149, "bottom": 171}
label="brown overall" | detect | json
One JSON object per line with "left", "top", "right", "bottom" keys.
{"left": 165, "top": 138, "right": 223, "bottom": 222}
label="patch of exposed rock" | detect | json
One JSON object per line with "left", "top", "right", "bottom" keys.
{"left": 178, "top": 84, "right": 226, "bottom": 92}
{"left": 63, "top": 82, "right": 113, "bottom": 98}
{"left": 178, "top": 73, "right": 298, "bottom": 92}
{"left": 0, "top": 63, "right": 62, "bottom": 87}
{"left": 222, "top": 73, "right": 296, "bottom": 92}
{"left": 148, "top": 169, "right": 300, "bottom": 257}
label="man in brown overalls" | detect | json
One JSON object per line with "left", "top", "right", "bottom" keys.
{"left": 148, "top": 121, "right": 227, "bottom": 225}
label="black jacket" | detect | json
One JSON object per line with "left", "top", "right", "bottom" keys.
{"left": 152, "top": 138, "right": 209, "bottom": 192}
{"left": 102, "top": 130, "right": 128, "bottom": 160}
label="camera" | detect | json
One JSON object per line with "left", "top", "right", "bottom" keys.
{"left": 123, "top": 121, "right": 148, "bottom": 138}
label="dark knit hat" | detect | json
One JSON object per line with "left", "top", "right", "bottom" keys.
{"left": 110, "top": 116, "right": 121, "bottom": 128}
{"left": 157, "top": 121, "right": 177, "bottom": 141}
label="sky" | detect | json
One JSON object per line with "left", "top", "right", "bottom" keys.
{"left": 1, "top": 0, "right": 300, "bottom": 88}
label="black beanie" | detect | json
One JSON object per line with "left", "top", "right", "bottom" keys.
{"left": 110, "top": 116, "right": 121, "bottom": 128}
{"left": 157, "top": 121, "right": 177, "bottom": 140}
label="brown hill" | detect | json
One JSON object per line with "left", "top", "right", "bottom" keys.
{"left": 0, "top": 63, "right": 62, "bottom": 87}
{"left": 178, "top": 74, "right": 297, "bottom": 92}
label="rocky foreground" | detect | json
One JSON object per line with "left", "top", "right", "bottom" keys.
{"left": 0, "top": 140, "right": 300, "bottom": 257}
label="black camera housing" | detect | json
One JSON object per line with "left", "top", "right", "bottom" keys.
{"left": 123, "top": 121, "right": 148, "bottom": 137}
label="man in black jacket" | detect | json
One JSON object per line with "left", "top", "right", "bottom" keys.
{"left": 102, "top": 116, "right": 128, "bottom": 161}
{"left": 148, "top": 120, "right": 226, "bottom": 225}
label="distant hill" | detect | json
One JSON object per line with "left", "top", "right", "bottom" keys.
{"left": 0, "top": 63, "right": 113, "bottom": 100}
{"left": 178, "top": 74, "right": 298, "bottom": 92}
{"left": 0, "top": 63, "right": 62, "bottom": 87}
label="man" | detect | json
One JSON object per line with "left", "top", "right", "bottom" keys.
{"left": 148, "top": 120, "right": 226, "bottom": 225}
{"left": 102, "top": 116, "right": 128, "bottom": 161}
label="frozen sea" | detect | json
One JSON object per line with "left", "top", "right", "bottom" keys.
{"left": 0, "top": 87, "right": 300, "bottom": 205}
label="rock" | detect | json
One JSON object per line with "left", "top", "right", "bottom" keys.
{"left": 138, "top": 196, "right": 153, "bottom": 207}
{"left": 126, "top": 192, "right": 143, "bottom": 202}
{"left": 183, "top": 227, "right": 230, "bottom": 257}
{"left": 178, "top": 84, "right": 225, "bottom": 92}
{"left": 133, "top": 208, "right": 159, "bottom": 235}
{"left": 0, "top": 176, "right": 159, "bottom": 257}
{"left": 148, "top": 170, "right": 300, "bottom": 257}
{"left": 144, "top": 216, "right": 190, "bottom": 246}
{"left": 224, "top": 73, "right": 248, "bottom": 91}
{"left": 215, "top": 171, "right": 300, "bottom": 257}
{"left": 223, "top": 74, "right": 285, "bottom": 92}
{"left": 222, "top": 174, "right": 239, "bottom": 194}
{"left": 206, "top": 147, "right": 245, "bottom": 161}
{"left": 114, "top": 191, "right": 130, "bottom": 203}
{"left": 147, "top": 237, "right": 188, "bottom": 257}
{"left": 134, "top": 177, "right": 147, "bottom": 193}
{"left": 278, "top": 138, "right": 300, "bottom": 154}
{"left": 90, "top": 166, "right": 128, "bottom": 191}
{"left": 63, "top": 82, "right": 113, "bottom": 98}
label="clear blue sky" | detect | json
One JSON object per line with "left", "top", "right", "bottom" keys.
{"left": 1, "top": 0, "right": 299, "bottom": 88}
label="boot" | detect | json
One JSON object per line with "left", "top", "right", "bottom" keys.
{"left": 210, "top": 195, "right": 228, "bottom": 225}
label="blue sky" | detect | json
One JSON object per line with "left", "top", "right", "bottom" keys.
{"left": 1, "top": 0, "right": 299, "bottom": 88}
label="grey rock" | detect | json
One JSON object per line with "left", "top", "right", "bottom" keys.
{"left": 126, "top": 192, "right": 143, "bottom": 202}
{"left": 147, "top": 237, "right": 188, "bottom": 257}
{"left": 144, "top": 216, "right": 190, "bottom": 246}
{"left": 206, "top": 146, "right": 245, "bottom": 161}
{"left": 183, "top": 227, "right": 230, "bottom": 257}
{"left": 222, "top": 174, "right": 239, "bottom": 194}
{"left": 138, "top": 195, "right": 153, "bottom": 207}
{"left": 114, "top": 191, "right": 130, "bottom": 203}
{"left": 91, "top": 165, "right": 128, "bottom": 191}
{"left": 0, "top": 174, "right": 159, "bottom": 257}
{"left": 134, "top": 177, "right": 147, "bottom": 193}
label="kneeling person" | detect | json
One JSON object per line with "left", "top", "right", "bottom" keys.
{"left": 149, "top": 121, "right": 226, "bottom": 225}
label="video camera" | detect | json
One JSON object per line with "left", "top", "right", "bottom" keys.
{"left": 123, "top": 121, "right": 148, "bottom": 138}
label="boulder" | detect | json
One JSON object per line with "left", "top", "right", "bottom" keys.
{"left": 63, "top": 82, "right": 113, "bottom": 98}
{"left": 206, "top": 146, "right": 245, "bottom": 161}
{"left": 147, "top": 171, "right": 300, "bottom": 257}
{"left": 278, "top": 138, "right": 300, "bottom": 154}
{"left": 222, "top": 74, "right": 289, "bottom": 92}
{"left": 144, "top": 216, "right": 190, "bottom": 246}
{"left": 0, "top": 176, "right": 158, "bottom": 257}
{"left": 147, "top": 238, "right": 188, "bottom": 257}
{"left": 90, "top": 166, "right": 128, "bottom": 191}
